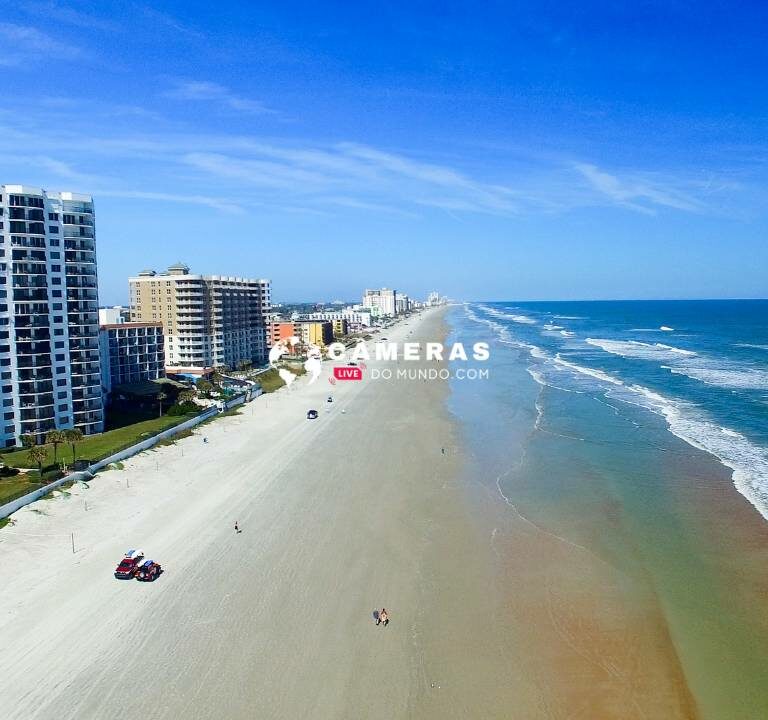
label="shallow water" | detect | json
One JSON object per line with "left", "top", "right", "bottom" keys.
{"left": 447, "top": 301, "right": 768, "bottom": 719}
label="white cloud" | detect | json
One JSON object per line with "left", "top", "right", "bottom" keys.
{"left": 574, "top": 162, "right": 704, "bottom": 214}
{"left": 0, "top": 23, "right": 81, "bottom": 63}
{"left": 166, "top": 80, "right": 274, "bottom": 115}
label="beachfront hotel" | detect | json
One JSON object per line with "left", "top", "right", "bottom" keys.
{"left": 0, "top": 185, "right": 104, "bottom": 446}
{"left": 362, "top": 288, "right": 397, "bottom": 317}
{"left": 129, "top": 264, "right": 271, "bottom": 374}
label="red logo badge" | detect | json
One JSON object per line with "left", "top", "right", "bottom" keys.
{"left": 333, "top": 366, "right": 363, "bottom": 381}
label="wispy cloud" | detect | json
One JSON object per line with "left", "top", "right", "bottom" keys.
{"left": 165, "top": 80, "right": 274, "bottom": 115}
{"left": 574, "top": 162, "right": 704, "bottom": 214}
{"left": 0, "top": 22, "right": 81, "bottom": 64}
{"left": 0, "top": 109, "right": 742, "bottom": 220}
{"left": 19, "top": 2, "right": 116, "bottom": 31}
{"left": 98, "top": 190, "right": 245, "bottom": 214}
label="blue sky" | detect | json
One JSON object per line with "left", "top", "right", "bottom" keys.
{"left": 1, "top": 1, "right": 766, "bottom": 303}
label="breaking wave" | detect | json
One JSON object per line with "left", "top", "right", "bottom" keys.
{"left": 586, "top": 338, "right": 697, "bottom": 360}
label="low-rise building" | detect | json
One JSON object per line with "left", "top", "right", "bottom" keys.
{"left": 332, "top": 318, "right": 348, "bottom": 337}
{"left": 267, "top": 321, "right": 297, "bottom": 347}
{"left": 98, "top": 306, "right": 130, "bottom": 325}
{"left": 99, "top": 322, "right": 165, "bottom": 396}
{"left": 295, "top": 320, "right": 333, "bottom": 348}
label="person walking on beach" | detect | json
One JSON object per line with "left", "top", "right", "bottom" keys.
{"left": 234, "top": 520, "right": 239, "bottom": 533}
{"left": 380, "top": 608, "right": 389, "bottom": 627}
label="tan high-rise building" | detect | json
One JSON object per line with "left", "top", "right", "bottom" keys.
{"left": 129, "top": 264, "right": 270, "bottom": 371}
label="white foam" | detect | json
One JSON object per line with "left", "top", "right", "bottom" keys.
{"left": 559, "top": 330, "right": 575, "bottom": 337}
{"left": 477, "top": 304, "right": 537, "bottom": 325}
{"left": 523, "top": 351, "right": 768, "bottom": 522}
{"left": 667, "top": 366, "right": 768, "bottom": 390}
{"left": 736, "top": 343, "right": 768, "bottom": 351}
{"left": 542, "top": 324, "right": 563, "bottom": 331}
{"left": 585, "top": 338, "right": 696, "bottom": 360}
{"left": 660, "top": 326, "right": 674, "bottom": 332}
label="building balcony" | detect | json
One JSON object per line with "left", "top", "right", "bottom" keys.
{"left": 64, "top": 240, "right": 95, "bottom": 252}
{"left": 16, "top": 357, "right": 52, "bottom": 369}
{"left": 17, "top": 380, "right": 54, "bottom": 394}
{"left": 62, "top": 228, "right": 94, "bottom": 239}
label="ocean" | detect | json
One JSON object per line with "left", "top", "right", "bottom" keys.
{"left": 447, "top": 299, "right": 768, "bottom": 718}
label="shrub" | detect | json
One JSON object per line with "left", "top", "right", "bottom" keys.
{"left": 167, "top": 401, "right": 199, "bottom": 416}
{"left": 0, "top": 465, "right": 20, "bottom": 477}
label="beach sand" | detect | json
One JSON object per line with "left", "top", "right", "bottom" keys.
{"left": 2, "top": 305, "right": 752, "bottom": 719}
{"left": 0, "top": 307, "right": 499, "bottom": 719}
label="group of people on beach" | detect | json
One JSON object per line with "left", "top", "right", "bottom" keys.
{"left": 375, "top": 608, "right": 389, "bottom": 627}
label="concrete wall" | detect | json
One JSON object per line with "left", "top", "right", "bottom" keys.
{"left": 1, "top": 387, "right": 266, "bottom": 520}
{"left": 0, "top": 471, "right": 93, "bottom": 519}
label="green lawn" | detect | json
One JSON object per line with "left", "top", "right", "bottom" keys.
{"left": 254, "top": 364, "right": 306, "bottom": 393}
{"left": 0, "top": 475, "right": 43, "bottom": 507}
{"left": 0, "top": 413, "right": 197, "bottom": 470}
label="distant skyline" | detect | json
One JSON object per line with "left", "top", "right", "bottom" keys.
{"left": 1, "top": 1, "right": 767, "bottom": 303}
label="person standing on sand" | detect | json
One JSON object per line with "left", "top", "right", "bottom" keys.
{"left": 380, "top": 608, "right": 389, "bottom": 627}
{"left": 234, "top": 521, "right": 239, "bottom": 533}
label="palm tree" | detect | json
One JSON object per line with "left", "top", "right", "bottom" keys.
{"left": 64, "top": 428, "right": 83, "bottom": 464}
{"left": 157, "top": 391, "right": 168, "bottom": 418}
{"left": 45, "top": 429, "right": 66, "bottom": 466}
{"left": 20, "top": 433, "right": 35, "bottom": 450}
{"left": 177, "top": 390, "right": 195, "bottom": 405}
{"left": 196, "top": 380, "right": 213, "bottom": 398}
{"left": 28, "top": 445, "right": 48, "bottom": 477}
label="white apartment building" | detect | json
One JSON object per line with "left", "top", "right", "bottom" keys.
{"left": 0, "top": 185, "right": 104, "bottom": 447}
{"left": 362, "top": 288, "right": 397, "bottom": 317}
{"left": 396, "top": 293, "right": 412, "bottom": 314}
{"left": 301, "top": 307, "right": 374, "bottom": 328}
{"left": 129, "top": 264, "right": 271, "bottom": 370}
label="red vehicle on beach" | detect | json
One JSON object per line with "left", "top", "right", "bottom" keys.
{"left": 135, "top": 559, "right": 163, "bottom": 582}
{"left": 114, "top": 549, "right": 144, "bottom": 579}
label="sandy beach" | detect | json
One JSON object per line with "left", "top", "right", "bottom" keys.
{"left": 5, "top": 303, "right": 764, "bottom": 719}
{"left": 0, "top": 306, "right": 503, "bottom": 719}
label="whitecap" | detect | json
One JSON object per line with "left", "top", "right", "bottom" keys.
{"left": 585, "top": 338, "right": 696, "bottom": 361}
{"left": 666, "top": 366, "right": 768, "bottom": 390}
{"left": 477, "top": 304, "right": 537, "bottom": 325}
{"left": 660, "top": 326, "right": 674, "bottom": 332}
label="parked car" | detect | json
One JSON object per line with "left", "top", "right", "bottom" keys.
{"left": 135, "top": 559, "right": 163, "bottom": 582}
{"left": 307, "top": 409, "right": 318, "bottom": 420}
{"left": 114, "top": 549, "right": 145, "bottom": 579}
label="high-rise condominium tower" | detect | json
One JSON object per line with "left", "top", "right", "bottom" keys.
{"left": 129, "top": 264, "right": 271, "bottom": 371}
{"left": 0, "top": 185, "right": 103, "bottom": 447}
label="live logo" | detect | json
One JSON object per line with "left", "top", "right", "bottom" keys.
{"left": 333, "top": 366, "right": 363, "bottom": 381}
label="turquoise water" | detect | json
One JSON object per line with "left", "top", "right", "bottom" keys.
{"left": 446, "top": 300, "right": 768, "bottom": 719}
{"left": 457, "top": 300, "right": 768, "bottom": 519}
